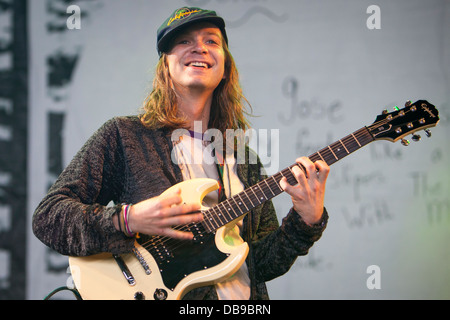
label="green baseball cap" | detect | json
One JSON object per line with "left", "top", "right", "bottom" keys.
{"left": 157, "top": 7, "right": 228, "bottom": 55}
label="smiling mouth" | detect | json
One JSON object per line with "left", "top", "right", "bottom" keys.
{"left": 186, "top": 61, "right": 211, "bottom": 69}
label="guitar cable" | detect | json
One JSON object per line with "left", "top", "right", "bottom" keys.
{"left": 43, "top": 286, "right": 82, "bottom": 300}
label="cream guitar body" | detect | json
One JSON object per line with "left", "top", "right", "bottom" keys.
{"left": 69, "top": 178, "right": 249, "bottom": 300}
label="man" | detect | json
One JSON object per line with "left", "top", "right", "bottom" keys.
{"left": 33, "top": 7, "right": 330, "bottom": 300}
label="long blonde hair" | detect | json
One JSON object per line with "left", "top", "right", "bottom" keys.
{"left": 140, "top": 40, "right": 252, "bottom": 134}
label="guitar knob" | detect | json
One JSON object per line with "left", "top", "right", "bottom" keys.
{"left": 424, "top": 129, "right": 432, "bottom": 137}
{"left": 401, "top": 139, "right": 410, "bottom": 146}
{"left": 134, "top": 291, "right": 145, "bottom": 300}
{"left": 153, "top": 288, "right": 168, "bottom": 300}
{"left": 412, "top": 134, "right": 421, "bottom": 142}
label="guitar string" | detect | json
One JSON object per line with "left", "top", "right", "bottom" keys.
{"left": 139, "top": 109, "right": 413, "bottom": 255}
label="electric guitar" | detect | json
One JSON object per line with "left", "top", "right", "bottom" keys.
{"left": 69, "top": 100, "right": 439, "bottom": 300}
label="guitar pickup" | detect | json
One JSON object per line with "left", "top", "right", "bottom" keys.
{"left": 113, "top": 254, "right": 136, "bottom": 286}
{"left": 190, "top": 223, "right": 208, "bottom": 244}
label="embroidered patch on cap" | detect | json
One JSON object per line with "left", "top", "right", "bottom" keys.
{"left": 167, "top": 8, "right": 203, "bottom": 26}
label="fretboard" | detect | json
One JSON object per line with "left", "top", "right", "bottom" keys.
{"left": 201, "top": 127, "right": 375, "bottom": 232}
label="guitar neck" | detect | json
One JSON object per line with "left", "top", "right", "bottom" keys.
{"left": 201, "top": 127, "right": 375, "bottom": 232}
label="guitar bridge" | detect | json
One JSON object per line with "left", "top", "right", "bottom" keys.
{"left": 132, "top": 247, "right": 151, "bottom": 275}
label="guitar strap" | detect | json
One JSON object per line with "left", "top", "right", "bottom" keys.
{"left": 215, "top": 146, "right": 256, "bottom": 300}
{"left": 215, "top": 152, "right": 226, "bottom": 203}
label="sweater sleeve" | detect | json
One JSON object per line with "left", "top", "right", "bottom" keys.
{"left": 32, "top": 118, "right": 135, "bottom": 256}
{"left": 252, "top": 205, "right": 328, "bottom": 282}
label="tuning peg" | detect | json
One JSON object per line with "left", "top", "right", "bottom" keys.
{"left": 424, "top": 129, "right": 432, "bottom": 137}
{"left": 412, "top": 134, "right": 421, "bottom": 142}
{"left": 382, "top": 109, "right": 388, "bottom": 115}
{"left": 393, "top": 106, "right": 399, "bottom": 111}
{"left": 401, "top": 139, "right": 410, "bottom": 146}
{"left": 405, "top": 100, "right": 412, "bottom": 107}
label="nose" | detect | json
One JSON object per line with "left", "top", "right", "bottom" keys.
{"left": 192, "top": 39, "right": 207, "bottom": 54}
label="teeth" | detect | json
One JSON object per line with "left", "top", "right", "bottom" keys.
{"left": 189, "top": 62, "right": 208, "bottom": 68}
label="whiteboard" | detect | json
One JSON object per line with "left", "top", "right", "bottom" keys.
{"left": 27, "top": 0, "right": 449, "bottom": 299}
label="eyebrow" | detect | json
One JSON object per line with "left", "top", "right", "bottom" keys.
{"left": 204, "top": 31, "right": 221, "bottom": 37}
{"left": 180, "top": 27, "right": 222, "bottom": 38}
{"left": 171, "top": 28, "right": 223, "bottom": 47}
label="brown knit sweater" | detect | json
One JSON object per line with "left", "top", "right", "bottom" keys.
{"left": 32, "top": 116, "right": 328, "bottom": 299}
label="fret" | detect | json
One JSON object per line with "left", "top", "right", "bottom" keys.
{"left": 339, "top": 139, "right": 350, "bottom": 154}
{"left": 230, "top": 196, "right": 244, "bottom": 216}
{"left": 242, "top": 190, "right": 255, "bottom": 208}
{"left": 327, "top": 146, "right": 338, "bottom": 161}
{"left": 271, "top": 176, "right": 283, "bottom": 192}
{"left": 225, "top": 203, "right": 237, "bottom": 221}
{"left": 329, "top": 141, "right": 348, "bottom": 161}
{"left": 226, "top": 200, "right": 239, "bottom": 219}
{"left": 207, "top": 210, "right": 221, "bottom": 230}
{"left": 319, "top": 148, "right": 335, "bottom": 165}
{"left": 250, "top": 185, "right": 265, "bottom": 204}
{"left": 316, "top": 150, "right": 326, "bottom": 163}
{"left": 255, "top": 184, "right": 268, "bottom": 202}
{"left": 281, "top": 168, "right": 297, "bottom": 185}
{"left": 342, "top": 135, "right": 360, "bottom": 154}
{"left": 341, "top": 136, "right": 354, "bottom": 153}
{"left": 263, "top": 179, "right": 275, "bottom": 196}
{"left": 351, "top": 133, "right": 362, "bottom": 147}
{"left": 236, "top": 193, "right": 249, "bottom": 212}
{"left": 218, "top": 201, "right": 234, "bottom": 221}
{"left": 289, "top": 169, "right": 298, "bottom": 185}
{"left": 287, "top": 166, "right": 295, "bottom": 177}
{"left": 201, "top": 210, "right": 216, "bottom": 232}
{"left": 309, "top": 152, "right": 322, "bottom": 163}
{"left": 212, "top": 205, "right": 227, "bottom": 225}
{"left": 249, "top": 186, "right": 258, "bottom": 202}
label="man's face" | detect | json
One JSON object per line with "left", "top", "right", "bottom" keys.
{"left": 166, "top": 22, "right": 226, "bottom": 95}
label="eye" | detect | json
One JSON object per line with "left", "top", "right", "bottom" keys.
{"left": 172, "top": 35, "right": 191, "bottom": 45}
{"left": 206, "top": 39, "right": 223, "bottom": 48}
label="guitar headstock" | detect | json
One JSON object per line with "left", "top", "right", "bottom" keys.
{"left": 368, "top": 100, "right": 439, "bottom": 145}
